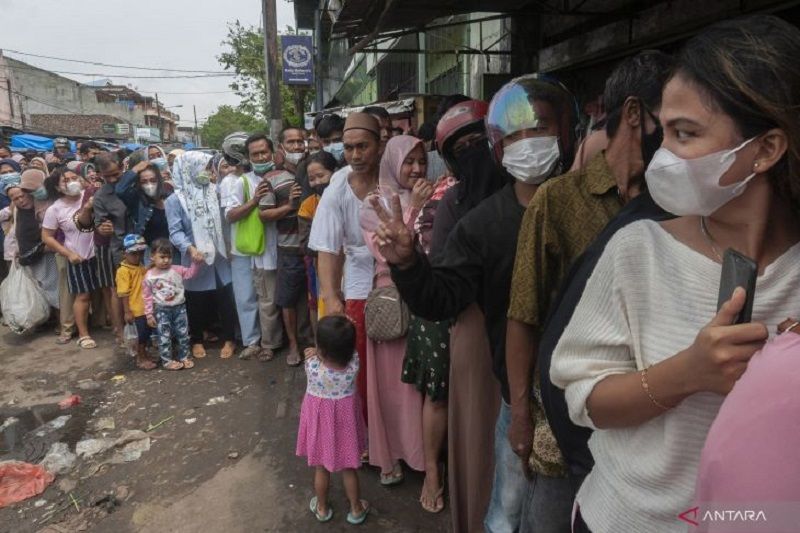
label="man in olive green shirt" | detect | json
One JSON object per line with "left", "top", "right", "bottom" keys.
{"left": 505, "top": 51, "right": 673, "bottom": 531}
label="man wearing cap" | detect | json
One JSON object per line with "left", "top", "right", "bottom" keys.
{"left": 309, "top": 112, "right": 383, "bottom": 423}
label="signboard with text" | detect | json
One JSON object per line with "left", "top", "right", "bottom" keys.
{"left": 281, "top": 35, "right": 313, "bottom": 85}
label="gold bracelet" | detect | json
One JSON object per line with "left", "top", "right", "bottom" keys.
{"left": 641, "top": 366, "right": 671, "bottom": 411}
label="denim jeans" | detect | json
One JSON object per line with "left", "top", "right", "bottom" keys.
{"left": 154, "top": 304, "right": 190, "bottom": 364}
{"left": 230, "top": 255, "right": 260, "bottom": 347}
{"left": 519, "top": 466, "right": 574, "bottom": 533}
{"left": 485, "top": 401, "right": 531, "bottom": 533}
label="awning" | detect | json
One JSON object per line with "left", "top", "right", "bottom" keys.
{"left": 10, "top": 133, "right": 76, "bottom": 153}
{"left": 332, "top": 0, "right": 532, "bottom": 40}
{"left": 305, "top": 97, "right": 417, "bottom": 127}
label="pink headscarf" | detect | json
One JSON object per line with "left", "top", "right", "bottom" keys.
{"left": 360, "top": 135, "right": 424, "bottom": 235}
{"left": 694, "top": 331, "right": 800, "bottom": 522}
{"left": 377, "top": 134, "right": 425, "bottom": 209}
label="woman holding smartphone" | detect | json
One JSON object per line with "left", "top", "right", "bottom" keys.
{"left": 550, "top": 15, "right": 800, "bottom": 533}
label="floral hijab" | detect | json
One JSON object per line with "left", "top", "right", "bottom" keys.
{"left": 171, "top": 151, "right": 226, "bottom": 265}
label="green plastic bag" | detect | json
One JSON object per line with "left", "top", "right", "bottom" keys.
{"left": 235, "top": 177, "right": 265, "bottom": 255}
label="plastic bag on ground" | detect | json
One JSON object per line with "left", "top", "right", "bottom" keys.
{"left": 0, "top": 461, "right": 55, "bottom": 508}
{"left": 40, "top": 443, "right": 77, "bottom": 476}
{"left": 0, "top": 260, "right": 50, "bottom": 334}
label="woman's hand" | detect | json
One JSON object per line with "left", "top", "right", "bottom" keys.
{"left": 97, "top": 220, "right": 114, "bottom": 237}
{"left": 371, "top": 195, "right": 416, "bottom": 269}
{"left": 410, "top": 180, "right": 434, "bottom": 210}
{"left": 683, "top": 287, "right": 768, "bottom": 395}
{"left": 132, "top": 161, "right": 149, "bottom": 174}
{"left": 67, "top": 251, "right": 83, "bottom": 265}
{"left": 188, "top": 246, "right": 205, "bottom": 264}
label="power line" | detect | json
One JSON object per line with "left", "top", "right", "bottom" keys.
{"left": 0, "top": 62, "right": 238, "bottom": 79}
{"left": 2, "top": 48, "right": 231, "bottom": 74}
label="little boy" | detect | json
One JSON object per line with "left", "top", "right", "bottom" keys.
{"left": 116, "top": 234, "right": 156, "bottom": 370}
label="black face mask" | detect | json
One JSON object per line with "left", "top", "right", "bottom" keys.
{"left": 640, "top": 100, "right": 663, "bottom": 170}
{"left": 313, "top": 184, "right": 328, "bottom": 195}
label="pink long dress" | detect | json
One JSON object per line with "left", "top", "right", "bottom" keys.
{"left": 359, "top": 135, "right": 427, "bottom": 474}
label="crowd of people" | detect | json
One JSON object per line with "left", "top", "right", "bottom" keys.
{"left": 1, "top": 13, "right": 799, "bottom": 532}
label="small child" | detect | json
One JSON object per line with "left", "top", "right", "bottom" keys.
{"left": 116, "top": 234, "right": 156, "bottom": 370}
{"left": 296, "top": 316, "right": 369, "bottom": 525}
{"left": 142, "top": 238, "right": 199, "bottom": 371}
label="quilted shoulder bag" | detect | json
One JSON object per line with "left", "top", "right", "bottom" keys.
{"left": 365, "top": 276, "right": 410, "bottom": 342}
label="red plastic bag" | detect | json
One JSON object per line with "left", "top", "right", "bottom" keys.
{"left": 58, "top": 395, "right": 81, "bottom": 409}
{"left": 0, "top": 461, "right": 55, "bottom": 508}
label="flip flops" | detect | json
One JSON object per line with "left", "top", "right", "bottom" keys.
{"left": 380, "top": 464, "right": 404, "bottom": 486}
{"left": 309, "top": 497, "right": 333, "bottom": 522}
{"left": 346, "top": 500, "right": 370, "bottom": 525}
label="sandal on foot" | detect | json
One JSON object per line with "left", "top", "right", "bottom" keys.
{"left": 380, "top": 464, "right": 404, "bottom": 486}
{"left": 347, "top": 501, "right": 370, "bottom": 525}
{"left": 257, "top": 348, "right": 275, "bottom": 362}
{"left": 286, "top": 350, "right": 302, "bottom": 367}
{"left": 136, "top": 359, "right": 157, "bottom": 370}
{"left": 238, "top": 344, "right": 261, "bottom": 360}
{"left": 181, "top": 357, "right": 195, "bottom": 369}
{"left": 163, "top": 360, "right": 183, "bottom": 371}
{"left": 191, "top": 344, "right": 207, "bottom": 358}
{"left": 56, "top": 332, "right": 73, "bottom": 344}
{"left": 220, "top": 342, "right": 235, "bottom": 359}
{"left": 309, "top": 496, "right": 333, "bottom": 522}
{"left": 420, "top": 485, "right": 445, "bottom": 513}
{"left": 77, "top": 336, "right": 97, "bottom": 349}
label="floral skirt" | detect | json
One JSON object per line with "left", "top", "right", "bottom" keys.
{"left": 401, "top": 316, "right": 451, "bottom": 402}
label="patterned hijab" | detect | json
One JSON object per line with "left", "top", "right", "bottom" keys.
{"left": 171, "top": 151, "right": 226, "bottom": 265}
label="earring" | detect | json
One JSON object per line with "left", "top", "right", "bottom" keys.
{"left": 754, "top": 162, "right": 760, "bottom": 170}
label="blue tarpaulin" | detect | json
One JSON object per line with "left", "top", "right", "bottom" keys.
{"left": 183, "top": 142, "right": 196, "bottom": 150}
{"left": 123, "top": 143, "right": 143, "bottom": 151}
{"left": 10, "top": 134, "right": 77, "bottom": 153}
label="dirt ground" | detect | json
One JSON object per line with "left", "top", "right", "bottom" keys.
{"left": 0, "top": 327, "right": 450, "bottom": 533}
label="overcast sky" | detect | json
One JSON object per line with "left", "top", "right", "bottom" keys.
{"left": 1, "top": 0, "right": 296, "bottom": 128}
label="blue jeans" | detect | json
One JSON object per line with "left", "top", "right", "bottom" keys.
{"left": 485, "top": 401, "right": 531, "bottom": 533}
{"left": 230, "top": 255, "right": 260, "bottom": 347}
{"left": 154, "top": 304, "right": 190, "bottom": 364}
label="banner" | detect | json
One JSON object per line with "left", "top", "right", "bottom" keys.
{"left": 281, "top": 35, "right": 314, "bottom": 85}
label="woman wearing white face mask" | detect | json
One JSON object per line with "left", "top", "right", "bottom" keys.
{"left": 41, "top": 167, "right": 102, "bottom": 349}
{"left": 116, "top": 160, "right": 171, "bottom": 255}
{"left": 551, "top": 15, "right": 800, "bottom": 533}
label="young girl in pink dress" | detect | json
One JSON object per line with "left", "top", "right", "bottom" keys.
{"left": 296, "top": 315, "right": 369, "bottom": 525}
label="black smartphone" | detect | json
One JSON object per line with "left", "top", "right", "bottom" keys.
{"left": 716, "top": 248, "right": 757, "bottom": 324}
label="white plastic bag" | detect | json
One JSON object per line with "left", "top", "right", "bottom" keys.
{"left": 0, "top": 260, "right": 50, "bottom": 334}
{"left": 123, "top": 323, "right": 138, "bottom": 357}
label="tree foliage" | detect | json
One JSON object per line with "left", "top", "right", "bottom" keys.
{"left": 199, "top": 105, "right": 267, "bottom": 149}
{"left": 218, "top": 20, "right": 313, "bottom": 132}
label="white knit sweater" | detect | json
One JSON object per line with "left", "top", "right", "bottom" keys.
{"left": 551, "top": 219, "right": 800, "bottom": 533}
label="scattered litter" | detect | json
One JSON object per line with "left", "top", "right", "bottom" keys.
{"left": 57, "top": 478, "right": 76, "bottom": 493}
{"left": 145, "top": 416, "right": 174, "bottom": 432}
{"left": 69, "top": 492, "right": 80, "bottom": 512}
{"left": 227, "top": 451, "right": 239, "bottom": 460}
{"left": 111, "top": 438, "right": 150, "bottom": 464}
{"left": 34, "top": 416, "right": 72, "bottom": 437}
{"left": 93, "top": 492, "right": 119, "bottom": 511}
{"left": 76, "top": 430, "right": 150, "bottom": 459}
{"left": 58, "top": 395, "right": 81, "bottom": 409}
{"left": 289, "top": 484, "right": 295, "bottom": 489}
{"left": 75, "top": 438, "right": 112, "bottom": 459}
{"left": 34, "top": 499, "right": 47, "bottom": 508}
{"left": 110, "top": 375, "right": 126, "bottom": 384}
{"left": 0, "top": 462, "right": 54, "bottom": 508}
{"left": 76, "top": 380, "right": 101, "bottom": 391}
{"left": 0, "top": 417, "right": 19, "bottom": 432}
{"left": 114, "top": 485, "right": 130, "bottom": 501}
{"left": 40, "top": 443, "right": 77, "bottom": 475}
{"left": 205, "top": 396, "right": 229, "bottom": 406}
{"left": 184, "top": 418, "right": 196, "bottom": 425}
{"left": 93, "top": 417, "right": 115, "bottom": 432}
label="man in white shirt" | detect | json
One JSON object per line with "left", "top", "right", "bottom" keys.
{"left": 309, "top": 112, "right": 383, "bottom": 422}
{"left": 223, "top": 133, "right": 283, "bottom": 360}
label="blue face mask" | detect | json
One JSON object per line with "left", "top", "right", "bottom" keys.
{"left": 252, "top": 161, "right": 275, "bottom": 175}
{"left": 32, "top": 187, "right": 48, "bottom": 201}
{"left": 150, "top": 157, "right": 168, "bottom": 171}
{"left": 323, "top": 142, "right": 344, "bottom": 162}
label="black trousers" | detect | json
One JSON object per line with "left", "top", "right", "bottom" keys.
{"left": 185, "top": 278, "right": 237, "bottom": 344}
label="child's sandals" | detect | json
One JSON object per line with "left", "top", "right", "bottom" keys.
{"left": 347, "top": 500, "right": 370, "bottom": 525}
{"left": 163, "top": 360, "right": 183, "bottom": 371}
{"left": 181, "top": 357, "right": 195, "bottom": 369}
{"left": 309, "top": 497, "right": 333, "bottom": 522}
{"left": 77, "top": 336, "right": 97, "bottom": 349}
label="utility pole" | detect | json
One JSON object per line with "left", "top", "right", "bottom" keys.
{"left": 262, "top": 0, "right": 283, "bottom": 137}
{"left": 193, "top": 105, "right": 199, "bottom": 146}
{"left": 155, "top": 92, "right": 163, "bottom": 143}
